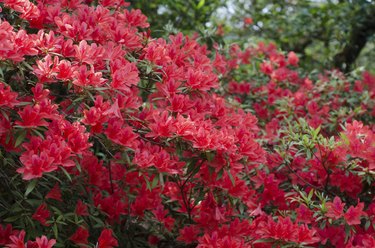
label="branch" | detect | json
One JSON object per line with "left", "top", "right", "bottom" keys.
{"left": 333, "top": 4, "right": 375, "bottom": 72}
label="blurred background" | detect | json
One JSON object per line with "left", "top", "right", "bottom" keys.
{"left": 129, "top": 0, "right": 375, "bottom": 73}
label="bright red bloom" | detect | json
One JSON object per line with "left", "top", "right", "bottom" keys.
{"left": 178, "top": 226, "right": 200, "bottom": 244}
{"left": 55, "top": 60, "right": 73, "bottom": 80}
{"left": 70, "top": 227, "right": 89, "bottom": 247}
{"left": 45, "top": 183, "right": 62, "bottom": 201}
{"left": 105, "top": 119, "right": 139, "bottom": 149}
{"left": 244, "top": 17, "right": 253, "bottom": 25}
{"left": 0, "top": 224, "right": 16, "bottom": 245}
{"left": 94, "top": 193, "right": 126, "bottom": 220}
{"left": 287, "top": 51, "right": 299, "bottom": 66}
{"left": 260, "top": 61, "right": 273, "bottom": 75}
{"left": 16, "top": 105, "right": 49, "bottom": 128}
{"left": 295, "top": 204, "right": 314, "bottom": 224}
{"left": 344, "top": 202, "right": 367, "bottom": 225}
{"left": 75, "top": 200, "right": 89, "bottom": 216}
{"left": 0, "top": 82, "right": 18, "bottom": 107}
{"left": 72, "top": 65, "right": 106, "bottom": 87}
{"left": 32, "top": 203, "right": 51, "bottom": 226}
{"left": 326, "top": 196, "right": 345, "bottom": 220}
{"left": 0, "top": 21, "right": 38, "bottom": 62}
{"left": 120, "top": 9, "right": 149, "bottom": 28}
{"left": 97, "top": 229, "right": 118, "bottom": 248}
{"left": 146, "top": 110, "right": 176, "bottom": 139}
{"left": 34, "top": 236, "right": 56, "bottom": 248}
{"left": 110, "top": 59, "right": 139, "bottom": 90}
{"left": 256, "top": 216, "right": 319, "bottom": 245}
{"left": 6, "top": 230, "right": 25, "bottom": 248}
{"left": 18, "top": 152, "right": 57, "bottom": 180}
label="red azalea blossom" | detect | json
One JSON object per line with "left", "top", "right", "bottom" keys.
{"left": 326, "top": 196, "right": 345, "bottom": 220}
{"left": 32, "top": 204, "right": 51, "bottom": 226}
{"left": 70, "top": 227, "right": 89, "bottom": 247}
{"left": 97, "top": 229, "right": 118, "bottom": 248}
{"left": 6, "top": 230, "right": 26, "bottom": 248}
{"left": 34, "top": 236, "right": 56, "bottom": 248}
{"left": 344, "top": 202, "right": 367, "bottom": 226}
{"left": 45, "top": 183, "right": 62, "bottom": 201}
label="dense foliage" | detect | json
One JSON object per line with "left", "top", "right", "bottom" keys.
{"left": 129, "top": 0, "right": 224, "bottom": 37}
{"left": 0, "top": 0, "right": 374, "bottom": 248}
{"left": 225, "top": 0, "right": 375, "bottom": 72}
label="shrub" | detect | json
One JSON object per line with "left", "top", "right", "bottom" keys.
{"left": 0, "top": 0, "right": 374, "bottom": 247}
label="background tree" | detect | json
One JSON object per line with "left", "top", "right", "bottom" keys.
{"left": 129, "top": 0, "right": 224, "bottom": 36}
{"left": 223, "top": 0, "right": 375, "bottom": 72}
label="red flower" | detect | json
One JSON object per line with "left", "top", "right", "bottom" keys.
{"left": 55, "top": 60, "right": 73, "bottom": 80}
{"left": 45, "top": 183, "right": 62, "bottom": 201}
{"left": 326, "top": 196, "right": 345, "bottom": 220}
{"left": 287, "top": 51, "right": 299, "bottom": 66}
{"left": 146, "top": 110, "right": 176, "bottom": 139}
{"left": 32, "top": 203, "right": 51, "bottom": 226}
{"left": 34, "top": 236, "right": 56, "bottom": 248}
{"left": 72, "top": 65, "right": 106, "bottom": 87}
{"left": 75, "top": 200, "right": 89, "bottom": 216}
{"left": 121, "top": 9, "right": 149, "bottom": 28}
{"left": 296, "top": 204, "right": 313, "bottom": 224}
{"left": 70, "top": 227, "right": 89, "bottom": 247}
{"left": 0, "top": 82, "right": 18, "bottom": 107}
{"left": 6, "top": 230, "right": 26, "bottom": 248}
{"left": 16, "top": 105, "right": 48, "bottom": 128}
{"left": 344, "top": 202, "right": 367, "bottom": 225}
{"left": 0, "top": 224, "right": 17, "bottom": 245}
{"left": 98, "top": 229, "right": 118, "bottom": 248}
{"left": 178, "top": 226, "right": 200, "bottom": 244}
{"left": 110, "top": 60, "right": 139, "bottom": 90}
{"left": 256, "top": 216, "right": 319, "bottom": 245}
{"left": 17, "top": 152, "right": 57, "bottom": 180}
{"left": 244, "top": 17, "right": 253, "bottom": 25}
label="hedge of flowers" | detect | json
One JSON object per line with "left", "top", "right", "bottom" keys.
{"left": 0, "top": 0, "right": 374, "bottom": 247}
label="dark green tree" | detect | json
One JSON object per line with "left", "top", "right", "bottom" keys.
{"left": 222, "top": 0, "right": 375, "bottom": 72}
{"left": 129, "top": 0, "right": 224, "bottom": 37}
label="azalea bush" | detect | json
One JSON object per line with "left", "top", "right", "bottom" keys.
{"left": 0, "top": 0, "right": 374, "bottom": 248}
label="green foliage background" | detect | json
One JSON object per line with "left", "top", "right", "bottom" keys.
{"left": 133, "top": 0, "right": 375, "bottom": 73}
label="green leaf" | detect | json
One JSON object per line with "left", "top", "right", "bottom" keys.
{"left": 186, "top": 158, "right": 198, "bottom": 175}
{"left": 75, "top": 159, "right": 82, "bottom": 173}
{"left": 44, "top": 173, "right": 63, "bottom": 184}
{"left": 193, "top": 188, "right": 206, "bottom": 207}
{"left": 90, "top": 215, "right": 105, "bottom": 227}
{"left": 144, "top": 176, "right": 151, "bottom": 191}
{"left": 52, "top": 223, "right": 58, "bottom": 239}
{"left": 253, "top": 238, "right": 275, "bottom": 244}
{"left": 3, "top": 215, "right": 21, "bottom": 222}
{"left": 227, "top": 169, "right": 235, "bottom": 186}
{"left": 205, "top": 151, "right": 215, "bottom": 162}
{"left": 306, "top": 149, "right": 312, "bottom": 159}
{"left": 239, "top": 203, "right": 245, "bottom": 215}
{"left": 312, "top": 126, "right": 321, "bottom": 139}
{"left": 159, "top": 173, "right": 164, "bottom": 187}
{"left": 50, "top": 206, "right": 63, "bottom": 216}
{"left": 25, "top": 179, "right": 38, "bottom": 197}
{"left": 151, "top": 176, "right": 159, "bottom": 189}
{"left": 340, "top": 132, "right": 350, "bottom": 145}
{"left": 365, "top": 219, "right": 371, "bottom": 230}
{"left": 15, "top": 129, "right": 27, "bottom": 147}
{"left": 344, "top": 224, "right": 351, "bottom": 243}
{"left": 308, "top": 189, "right": 314, "bottom": 201}
{"left": 196, "top": 0, "right": 205, "bottom": 9}
{"left": 216, "top": 167, "right": 224, "bottom": 180}
{"left": 60, "top": 167, "right": 72, "bottom": 182}
{"left": 31, "top": 128, "right": 45, "bottom": 139}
